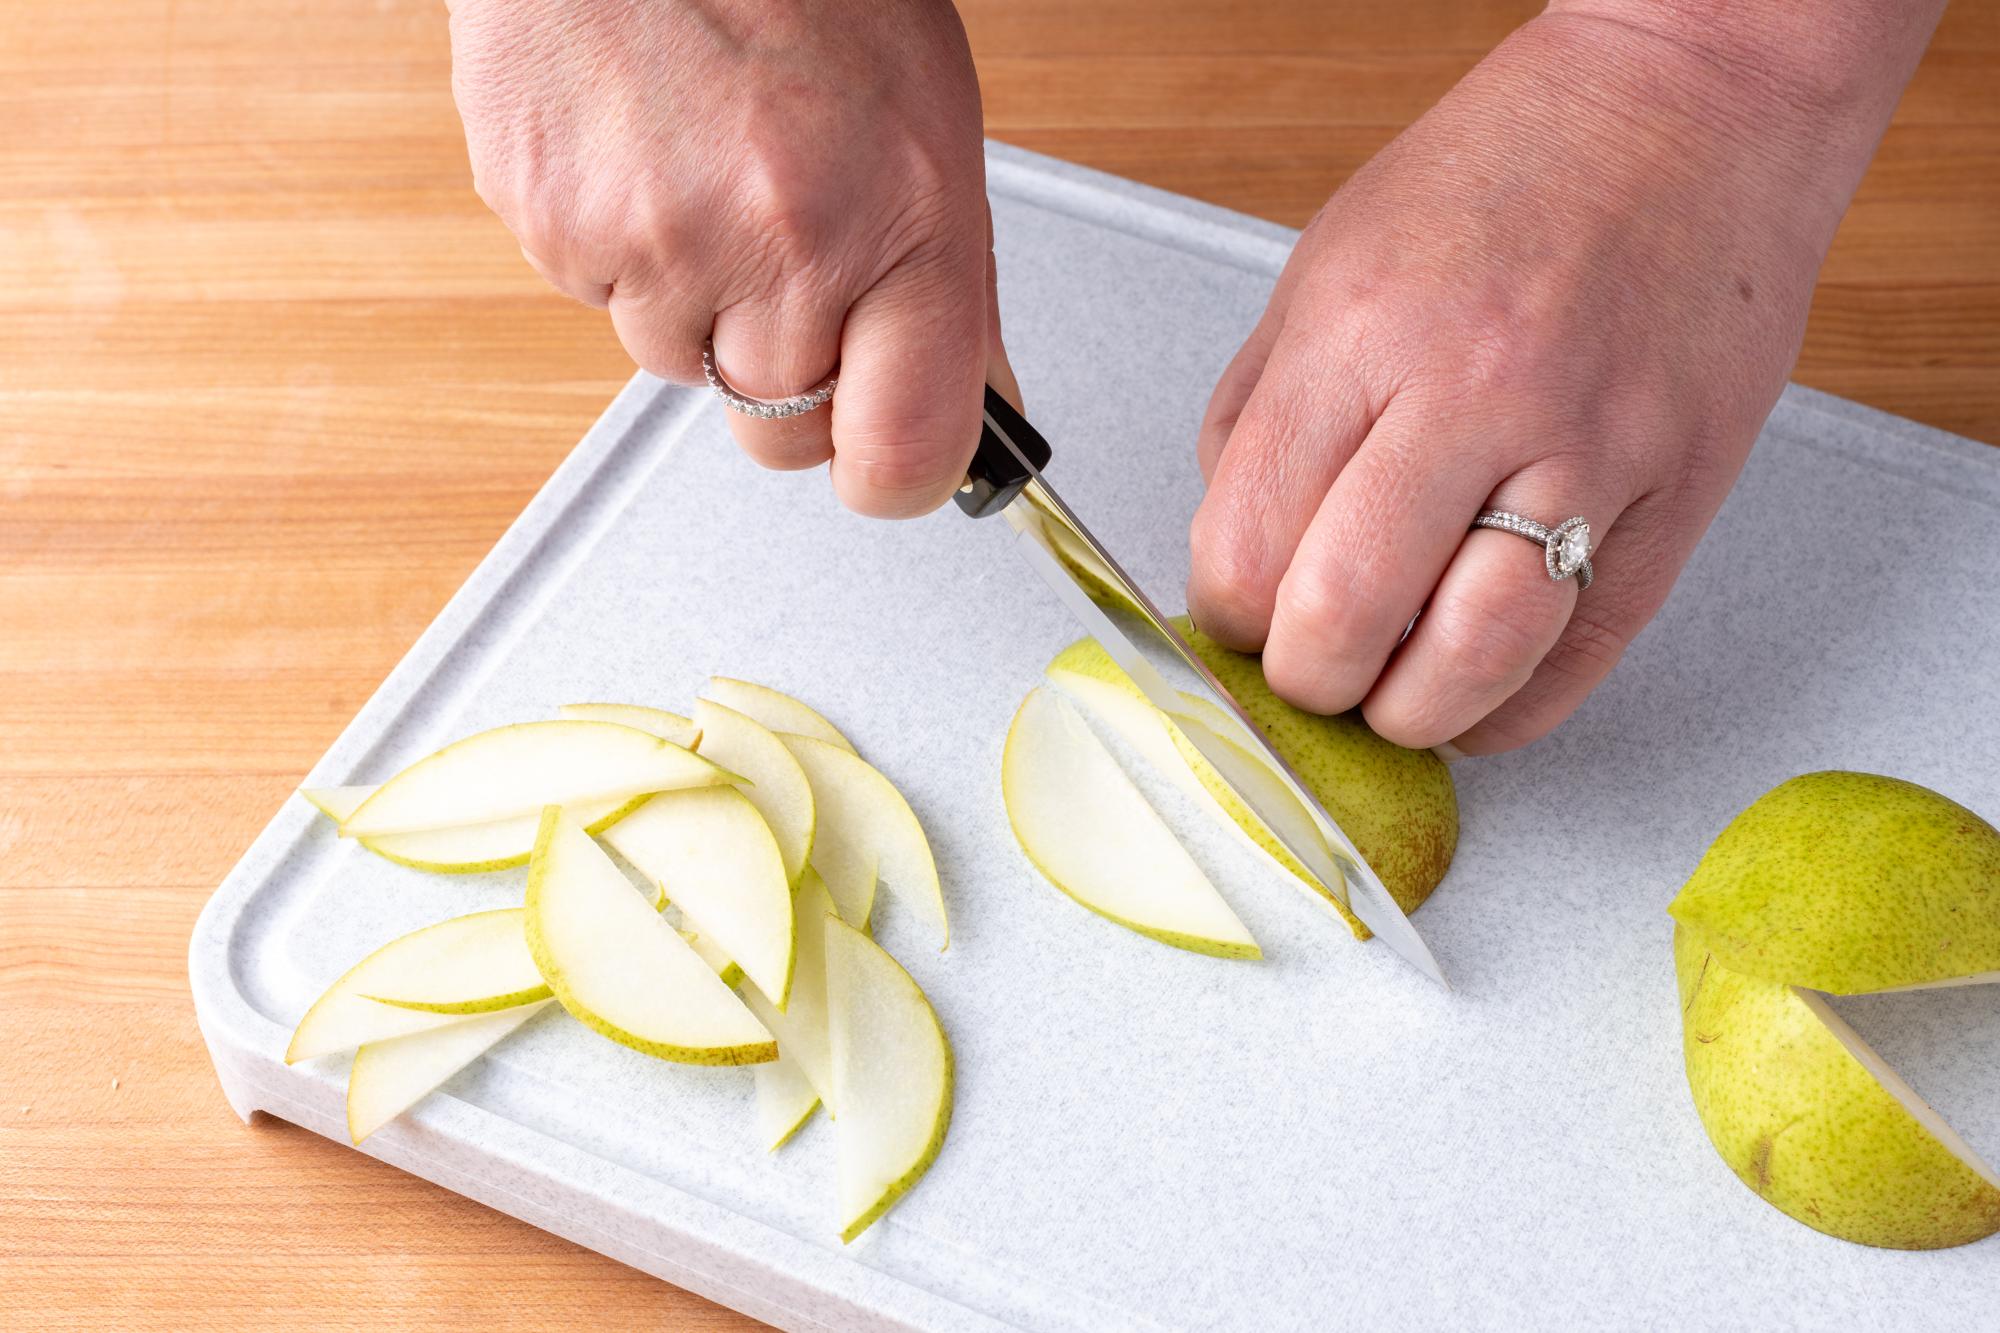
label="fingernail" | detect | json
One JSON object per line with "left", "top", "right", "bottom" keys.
{"left": 1432, "top": 741, "right": 1466, "bottom": 764}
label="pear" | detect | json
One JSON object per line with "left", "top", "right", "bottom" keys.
{"left": 301, "top": 784, "right": 639, "bottom": 874}
{"left": 779, "top": 734, "right": 944, "bottom": 945}
{"left": 702, "top": 677, "right": 856, "bottom": 754}
{"left": 1673, "top": 925, "right": 2000, "bottom": 1248}
{"left": 556, "top": 702, "right": 698, "bottom": 748}
{"left": 1669, "top": 771, "right": 2000, "bottom": 993}
{"left": 737, "top": 869, "right": 844, "bottom": 1109}
{"left": 347, "top": 1000, "right": 553, "bottom": 1143}
{"left": 693, "top": 698, "right": 816, "bottom": 887}
{"left": 755, "top": 1054, "right": 822, "bottom": 1152}
{"left": 1045, "top": 619, "right": 1456, "bottom": 938}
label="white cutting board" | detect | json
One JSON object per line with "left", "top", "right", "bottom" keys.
{"left": 191, "top": 142, "right": 2000, "bottom": 1330}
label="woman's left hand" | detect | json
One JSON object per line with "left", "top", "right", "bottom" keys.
{"left": 1186, "top": 6, "right": 1923, "bottom": 755}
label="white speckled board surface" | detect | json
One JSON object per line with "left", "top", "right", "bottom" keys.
{"left": 191, "top": 142, "right": 2000, "bottom": 1330}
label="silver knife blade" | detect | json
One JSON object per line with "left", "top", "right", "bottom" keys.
{"left": 993, "top": 455, "right": 1447, "bottom": 986}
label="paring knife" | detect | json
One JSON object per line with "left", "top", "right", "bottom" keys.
{"left": 957, "top": 385, "right": 1447, "bottom": 986}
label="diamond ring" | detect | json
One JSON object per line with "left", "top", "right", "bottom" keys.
{"left": 701, "top": 339, "right": 838, "bottom": 420}
{"left": 1472, "top": 511, "right": 1595, "bottom": 589}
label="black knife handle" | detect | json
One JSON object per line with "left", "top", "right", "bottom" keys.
{"left": 955, "top": 384, "right": 1053, "bottom": 518}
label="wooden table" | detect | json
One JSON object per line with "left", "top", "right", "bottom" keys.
{"left": 3, "top": 2, "right": 1994, "bottom": 1326}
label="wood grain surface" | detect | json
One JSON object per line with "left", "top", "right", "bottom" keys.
{"left": 2, "top": 1, "right": 1995, "bottom": 1327}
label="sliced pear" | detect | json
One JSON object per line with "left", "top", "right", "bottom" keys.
{"left": 703, "top": 677, "right": 856, "bottom": 753}
{"left": 288, "top": 911, "right": 553, "bottom": 1062}
{"left": 301, "top": 785, "right": 372, "bottom": 821}
{"left": 526, "top": 807, "right": 776, "bottom": 1065}
{"left": 780, "top": 734, "right": 944, "bottom": 945}
{"left": 347, "top": 999, "right": 552, "bottom": 1143}
{"left": 682, "top": 927, "right": 744, "bottom": 988}
{"left": 755, "top": 1055, "right": 822, "bottom": 1152}
{"left": 341, "top": 720, "right": 733, "bottom": 839}
{"left": 355, "top": 909, "right": 548, "bottom": 1014}
{"left": 598, "top": 787, "right": 795, "bottom": 1007}
{"left": 738, "top": 869, "right": 842, "bottom": 1109}
{"left": 694, "top": 698, "right": 816, "bottom": 886}
{"left": 305, "top": 782, "right": 642, "bottom": 874}
{"left": 826, "top": 917, "right": 953, "bottom": 1242}
{"left": 556, "top": 702, "right": 698, "bottom": 749}
{"left": 1002, "top": 688, "right": 1259, "bottom": 959}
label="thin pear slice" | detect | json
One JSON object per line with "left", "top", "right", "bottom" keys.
{"left": 826, "top": 917, "right": 953, "bottom": 1243}
{"left": 357, "top": 909, "right": 547, "bottom": 1014}
{"left": 598, "top": 788, "right": 795, "bottom": 1007}
{"left": 780, "top": 734, "right": 944, "bottom": 945}
{"left": 1002, "top": 688, "right": 1260, "bottom": 959}
{"left": 704, "top": 677, "right": 857, "bottom": 753}
{"left": 306, "top": 782, "right": 640, "bottom": 873}
{"left": 288, "top": 911, "right": 552, "bottom": 1062}
{"left": 756, "top": 1055, "right": 822, "bottom": 1152}
{"left": 342, "top": 720, "right": 733, "bottom": 838}
{"left": 301, "top": 785, "right": 372, "bottom": 821}
{"left": 695, "top": 698, "right": 816, "bottom": 886}
{"left": 347, "top": 999, "right": 552, "bottom": 1143}
{"left": 682, "top": 927, "right": 744, "bottom": 987}
{"left": 738, "top": 869, "right": 842, "bottom": 1108}
{"left": 526, "top": 807, "right": 775, "bottom": 1065}
{"left": 557, "top": 702, "right": 698, "bottom": 749}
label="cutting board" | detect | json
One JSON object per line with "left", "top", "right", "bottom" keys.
{"left": 191, "top": 142, "right": 2000, "bottom": 1330}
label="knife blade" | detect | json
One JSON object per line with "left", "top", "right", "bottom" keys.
{"left": 958, "top": 386, "right": 1446, "bottom": 986}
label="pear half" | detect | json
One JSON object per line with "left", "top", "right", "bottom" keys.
{"left": 302, "top": 784, "right": 638, "bottom": 874}
{"left": 779, "top": 734, "right": 945, "bottom": 946}
{"left": 1675, "top": 926, "right": 2000, "bottom": 1248}
{"left": 288, "top": 910, "right": 552, "bottom": 1062}
{"left": 525, "top": 807, "right": 776, "bottom": 1065}
{"left": 556, "top": 702, "right": 698, "bottom": 749}
{"left": 341, "top": 720, "right": 734, "bottom": 839}
{"left": 1002, "top": 687, "right": 1259, "bottom": 959}
{"left": 694, "top": 697, "right": 816, "bottom": 887}
{"left": 347, "top": 999, "right": 553, "bottom": 1143}
{"left": 702, "top": 677, "right": 856, "bottom": 754}
{"left": 826, "top": 916, "right": 952, "bottom": 1242}
{"left": 597, "top": 787, "right": 795, "bottom": 1008}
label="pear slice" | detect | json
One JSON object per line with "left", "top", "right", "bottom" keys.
{"left": 347, "top": 999, "right": 553, "bottom": 1143}
{"left": 598, "top": 787, "right": 795, "bottom": 1008}
{"left": 826, "top": 916, "right": 953, "bottom": 1242}
{"left": 526, "top": 807, "right": 776, "bottom": 1065}
{"left": 1002, "top": 688, "right": 1259, "bottom": 959}
{"left": 556, "top": 702, "right": 698, "bottom": 749}
{"left": 288, "top": 911, "right": 553, "bottom": 1062}
{"left": 694, "top": 698, "right": 816, "bottom": 886}
{"left": 755, "top": 1055, "right": 822, "bottom": 1152}
{"left": 681, "top": 927, "right": 744, "bottom": 987}
{"left": 703, "top": 677, "right": 856, "bottom": 754}
{"left": 779, "top": 734, "right": 944, "bottom": 945}
{"left": 356, "top": 909, "right": 547, "bottom": 1015}
{"left": 301, "top": 785, "right": 372, "bottom": 822}
{"left": 341, "top": 720, "right": 733, "bottom": 839}
{"left": 737, "top": 868, "right": 843, "bottom": 1109}
{"left": 306, "top": 783, "right": 640, "bottom": 873}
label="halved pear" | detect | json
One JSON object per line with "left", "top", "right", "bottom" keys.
{"left": 598, "top": 787, "right": 795, "bottom": 1007}
{"left": 779, "top": 734, "right": 944, "bottom": 945}
{"left": 356, "top": 909, "right": 547, "bottom": 1015}
{"left": 703, "top": 677, "right": 857, "bottom": 754}
{"left": 341, "top": 720, "right": 733, "bottom": 839}
{"left": 694, "top": 698, "right": 816, "bottom": 886}
{"left": 755, "top": 1055, "right": 821, "bottom": 1152}
{"left": 1002, "top": 687, "right": 1259, "bottom": 959}
{"left": 288, "top": 911, "right": 553, "bottom": 1062}
{"left": 556, "top": 702, "right": 698, "bottom": 749}
{"left": 738, "top": 869, "right": 842, "bottom": 1109}
{"left": 526, "top": 807, "right": 776, "bottom": 1065}
{"left": 347, "top": 999, "right": 553, "bottom": 1143}
{"left": 305, "top": 783, "right": 641, "bottom": 873}
{"left": 826, "top": 916, "right": 953, "bottom": 1243}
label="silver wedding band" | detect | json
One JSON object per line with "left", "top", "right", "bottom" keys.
{"left": 1472, "top": 511, "right": 1595, "bottom": 590}
{"left": 701, "top": 338, "right": 838, "bottom": 419}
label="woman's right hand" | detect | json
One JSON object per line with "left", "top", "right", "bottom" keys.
{"left": 448, "top": 0, "right": 1014, "bottom": 516}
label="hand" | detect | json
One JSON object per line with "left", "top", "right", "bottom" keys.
{"left": 448, "top": 0, "right": 1016, "bottom": 516}
{"left": 1186, "top": 6, "right": 1940, "bottom": 756}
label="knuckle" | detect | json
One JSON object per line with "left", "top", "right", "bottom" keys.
{"left": 1540, "top": 605, "right": 1631, "bottom": 688}
{"left": 1187, "top": 508, "right": 1279, "bottom": 643}
{"left": 1426, "top": 586, "right": 1551, "bottom": 696}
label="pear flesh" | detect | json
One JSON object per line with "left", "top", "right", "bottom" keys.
{"left": 755, "top": 1056, "right": 822, "bottom": 1152}
{"left": 826, "top": 916, "right": 953, "bottom": 1242}
{"left": 555, "top": 702, "right": 698, "bottom": 748}
{"left": 1002, "top": 686, "right": 1260, "bottom": 959}
{"left": 597, "top": 786, "right": 795, "bottom": 1008}
{"left": 341, "top": 720, "right": 732, "bottom": 838}
{"left": 702, "top": 677, "right": 856, "bottom": 754}
{"left": 303, "top": 784, "right": 638, "bottom": 874}
{"left": 347, "top": 1000, "right": 553, "bottom": 1143}
{"left": 779, "top": 733, "right": 945, "bottom": 945}
{"left": 525, "top": 807, "right": 776, "bottom": 1066}
{"left": 694, "top": 697, "right": 816, "bottom": 887}
{"left": 738, "top": 869, "right": 845, "bottom": 1113}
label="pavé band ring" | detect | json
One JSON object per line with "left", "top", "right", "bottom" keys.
{"left": 701, "top": 338, "right": 838, "bottom": 419}
{"left": 1472, "top": 511, "right": 1595, "bottom": 590}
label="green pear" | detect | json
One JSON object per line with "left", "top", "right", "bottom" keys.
{"left": 1673, "top": 925, "right": 2000, "bottom": 1249}
{"left": 1670, "top": 772, "right": 2000, "bottom": 993}
{"left": 1045, "top": 617, "right": 1456, "bottom": 939}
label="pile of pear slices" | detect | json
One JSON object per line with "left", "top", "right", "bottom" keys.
{"left": 285, "top": 680, "right": 952, "bottom": 1244}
